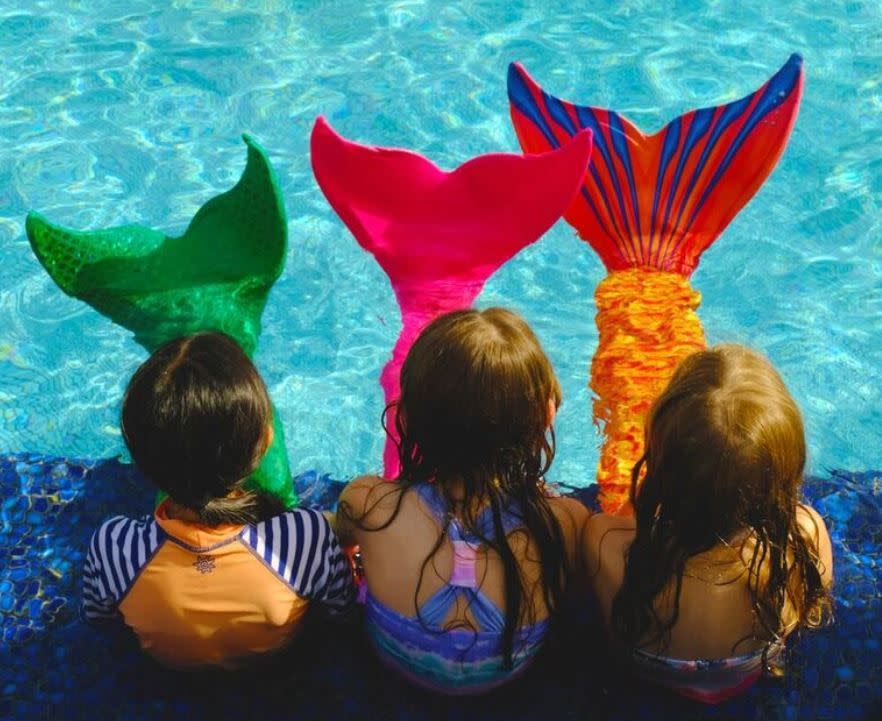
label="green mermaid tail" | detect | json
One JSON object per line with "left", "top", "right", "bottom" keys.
{"left": 26, "top": 134, "right": 297, "bottom": 508}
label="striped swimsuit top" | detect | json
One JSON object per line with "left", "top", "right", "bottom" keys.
{"left": 364, "top": 483, "right": 551, "bottom": 695}
{"left": 82, "top": 502, "right": 355, "bottom": 668}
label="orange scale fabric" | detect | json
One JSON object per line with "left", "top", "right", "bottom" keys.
{"left": 591, "top": 269, "right": 707, "bottom": 513}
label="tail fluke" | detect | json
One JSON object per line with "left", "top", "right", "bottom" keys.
{"left": 26, "top": 136, "right": 296, "bottom": 508}
{"left": 509, "top": 57, "right": 804, "bottom": 512}
{"left": 311, "top": 117, "right": 593, "bottom": 477}
{"left": 508, "top": 54, "right": 804, "bottom": 275}
{"left": 26, "top": 135, "right": 287, "bottom": 357}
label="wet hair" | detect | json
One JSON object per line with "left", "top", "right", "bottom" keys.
{"left": 341, "top": 307, "right": 568, "bottom": 669}
{"left": 121, "top": 331, "right": 284, "bottom": 525}
{"left": 611, "top": 344, "right": 832, "bottom": 652}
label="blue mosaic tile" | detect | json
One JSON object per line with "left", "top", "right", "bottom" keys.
{"left": 0, "top": 454, "right": 879, "bottom": 721}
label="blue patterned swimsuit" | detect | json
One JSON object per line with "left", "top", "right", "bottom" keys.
{"left": 364, "top": 483, "right": 550, "bottom": 694}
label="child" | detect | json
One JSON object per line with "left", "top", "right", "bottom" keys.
{"left": 584, "top": 344, "right": 833, "bottom": 703}
{"left": 82, "top": 332, "right": 355, "bottom": 668}
{"left": 335, "top": 308, "right": 590, "bottom": 694}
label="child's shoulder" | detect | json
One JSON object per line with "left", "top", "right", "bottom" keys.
{"left": 795, "top": 502, "right": 833, "bottom": 587}
{"left": 84, "top": 514, "right": 164, "bottom": 612}
{"left": 333, "top": 475, "right": 404, "bottom": 545}
{"left": 341, "top": 473, "right": 388, "bottom": 497}
{"left": 582, "top": 512, "right": 636, "bottom": 575}
{"left": 338, "top": 474, "right": 400, "bottom": 517}
{"left": 546, "top": 495, "right": 592, "bottom": 543}
{"left": 242, "top": 507, "right": 348, "bottom": 596}
{"left": 249, "top": 506, "right": 332, "bottom": 537}
{"left": 88, "top": 513, "right": 160, "bottom": 555}
{"left": 584, "top": 511, "right": 637, "bottom": 540}
{"left": 795, "top": 503, "right": 829, "bottom": 540}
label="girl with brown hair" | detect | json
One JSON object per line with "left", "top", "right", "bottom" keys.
{"left": 335, "top": 308, "right": 589, "bottom": 694}
{"left": 584, "top": 344, "right": 833, "bottom": 703}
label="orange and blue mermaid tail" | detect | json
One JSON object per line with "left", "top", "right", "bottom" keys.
{"left": 508, "top": 55, "right": 804, "bottom": 512}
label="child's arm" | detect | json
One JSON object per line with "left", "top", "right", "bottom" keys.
{"left": 581, "top": 513, "right": 636, "bottom": 621}
{"left": 334, "top": 475, "right": 385, "bottom": 548}
{"left": 82, "top": 537, "right": 118, "bottom": 621}
{"left": 289, "top": 509, "right": 357, "bottom": 616}
{"left": 81, "top": 516, "right": 137, "bottom": 622}
{"left": 549, "top": 497, "right": 592, "bottom": 591}
{"left": 797, "top": 503, "right": 834, "bottom": 589}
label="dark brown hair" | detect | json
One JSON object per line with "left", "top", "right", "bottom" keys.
{"left": 121, "top": 332, "right": 283, "bottom": 525}
{"left": 611, "top": 344, "right": 831, "bottom": 652}
{"left": 343, "top": 307, "right": 567, "bottom": 669}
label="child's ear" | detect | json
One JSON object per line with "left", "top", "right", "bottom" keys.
{"left": 260, "top": 423, "right": 275, "bottom": 455}
{"left": 547, "top": 398, "right": 558, "bottom": 428}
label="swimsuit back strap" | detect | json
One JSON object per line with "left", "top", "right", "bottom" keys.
{"left": 411, "top": 485, "right": 516, "bottom": 633}
{"left": 417, "top": 584, "right": 507, "bottom": 633}
{"left": 414, "top": 483, "right": 525, "bottom": 540}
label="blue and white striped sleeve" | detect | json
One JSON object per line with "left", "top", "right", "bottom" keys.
{"left": 81, "top": 515, "right": 161, "bottom": 622}
{"left": 251, "top": 509, "right": 356, "bottom": 617}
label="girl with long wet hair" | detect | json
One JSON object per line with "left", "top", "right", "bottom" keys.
{"left": 584, "top": 344, "right": 833, "bottom": 703}
{"left": 336, "top": 308, "right": 589, "bottom": 694}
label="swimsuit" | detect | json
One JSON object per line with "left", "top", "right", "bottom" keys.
{"left": 630, "top": 638, "right": 785, "bottom": 703}
{"left": 364, "top": 483, "right": 550, "bottom": 694}
{"left": 82, "top": 501, "right": 355, "bottom": 668}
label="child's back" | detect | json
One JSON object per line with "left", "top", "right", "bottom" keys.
{"left": 337, "top": 308, "right": 588, "bottom": 694}
{"left": 342, "top": 476, "right": 585, "bottom": 676}
{"left": 83, "top": 332, "right": 354, "bottom": 668}
{"left": 85, "top": 501, "right": 347, "bottom": 668}
{"left": 587, "top": 508, "right": 829, "bottom": 659}
{"left": 584, "top": 344, "right": 833, "bottom": 703}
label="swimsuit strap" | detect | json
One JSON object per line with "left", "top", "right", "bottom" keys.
{"left": 418, "top": 584, "right": 506, "bottom": 632}
{"left": 413, "top": 483, "right": 525, "bottom": 541}
{"left": 410, "top": 484, "right": 521, "bottom": 632}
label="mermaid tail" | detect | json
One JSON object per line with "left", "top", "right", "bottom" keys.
{"left": 25, "top": 135, "right": 297, "bottom": 508}
{"left": 508, "top": 55, "right": 804, "bottom": 512}
{"left": 310, "top": 117, "right": 593, "bottom": 477}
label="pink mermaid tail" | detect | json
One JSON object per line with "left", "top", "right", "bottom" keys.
{"left": 310, "top": 117, "right": 593, "bottom": 477}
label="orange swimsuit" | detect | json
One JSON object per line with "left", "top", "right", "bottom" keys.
{"left": 82, "top": 500, "right": 355, "bottom": 668}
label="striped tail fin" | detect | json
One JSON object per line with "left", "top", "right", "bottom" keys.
{"left": 508, "top": 55, "right": 804, "bottom": 275}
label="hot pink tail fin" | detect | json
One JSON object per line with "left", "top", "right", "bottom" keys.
{"left": 310, "top": 118, "right": 593, "bottom": 476}
{"left": 508, "top": 55, "right": 804, "bottom": 275}
{"left": 310, "top": 117, "right": 593, "bottom": 287}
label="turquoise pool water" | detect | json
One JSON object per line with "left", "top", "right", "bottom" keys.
{"left": 0, "top": 1, "right": 880, "bottom": 483}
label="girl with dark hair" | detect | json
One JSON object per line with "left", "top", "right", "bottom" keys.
{"left": 335, "top": 308, "right": 590, "bottom": 694}
{"left": 82, "top": 332, "right": 355, "bottom": 668}
{"left": 584, "top": 344, "right": 833, "bottom": 703}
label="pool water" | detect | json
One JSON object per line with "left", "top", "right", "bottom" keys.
{"left": 1, "top": 4, "right": 881, "bottom": 720}
{"left": 1, "top": 0, "right": 881, "bottom": 483}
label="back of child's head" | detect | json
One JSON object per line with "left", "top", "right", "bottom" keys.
{"left": 122, "top": 331, "right": 277, "bottom": 525}
{"left": 613, "top": 343, "right": 830, "bottom": 647}
{"left": 637, "top": 343, "right": 805, "bottom": 546}
{"left": 395, "top": 306, "right": 561, "bottom": 488}
{"left": 390, "top": 307, "right": 566, "bottom": 669}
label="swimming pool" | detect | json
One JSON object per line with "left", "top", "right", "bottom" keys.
{"left": 1, "top": 2, "right": 881, "bottom": 720}
{"left": 1, "top": 0, "right": 880, "bottom": 482}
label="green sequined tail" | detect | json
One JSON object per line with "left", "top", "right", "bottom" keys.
{"left": 26, "top": 135, "right": 297, "bottom": 508}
